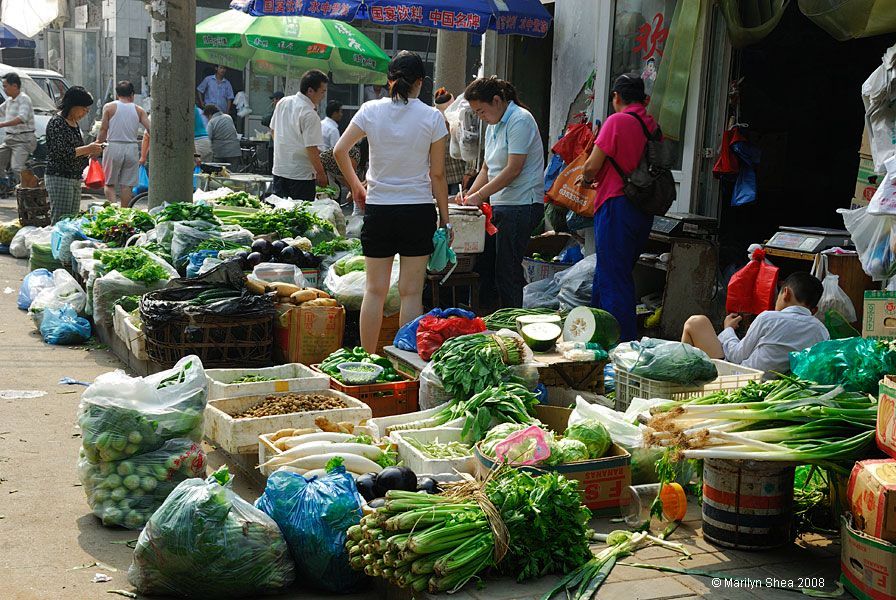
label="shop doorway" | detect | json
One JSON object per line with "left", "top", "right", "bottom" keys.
{"left": 711, "top": 4, "right": 895, "bottom": 274}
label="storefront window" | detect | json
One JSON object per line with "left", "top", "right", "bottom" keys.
{"left": 611, "top": 0, "right": 684, "bottom": 168}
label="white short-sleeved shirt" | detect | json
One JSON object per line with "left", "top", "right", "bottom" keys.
{"left": 350, "top": 97, "right": 448, "bottom": 206}
{"left": 270, "top": 93, "right": 323, "bottom": 181}
{"left": 320, "top": 116, "right": 340, "bottom": 150}
{"left": 483, "top": 101, "right": 544, "bottom": 206}
{"left": 2, "top": 93, "right": 35, "bottom": 135}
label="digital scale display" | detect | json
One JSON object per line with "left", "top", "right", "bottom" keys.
{"left": 765, "top": 227, "right": 852, "bottom": 254}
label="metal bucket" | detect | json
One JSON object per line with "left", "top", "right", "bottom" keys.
{"left": 702, "top": 458, "right": 796, "bottom": 551}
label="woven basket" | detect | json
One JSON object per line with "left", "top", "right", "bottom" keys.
{"left": 16, "top": 186, "right": 50, "bottom": 227}
{"left": 142, "top": 311, "right": 275, "bottom": 368}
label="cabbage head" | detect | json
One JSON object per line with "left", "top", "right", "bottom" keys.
{"left": 544, "top": 438, "right": 589, "bottom": 466}
{"left": 480, "top": 423, "right": 530, "bottom": 458}
{"left": 564, "top": 419, "right": 611, "bottom": 458}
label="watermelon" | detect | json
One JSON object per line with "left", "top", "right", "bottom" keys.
{"left": 562, "top": 307, "right": 620, "bottom": 350}
{"left": 519, "top": 322, "right": 562, "bottom": 353}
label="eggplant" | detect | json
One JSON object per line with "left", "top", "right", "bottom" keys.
{"left": 279, "top": 245, "right": 298, "bottom": 263}
{"left": 374, "top": 467, "right": 406, "bottom": 497}
{"left": 271, "top": 240, "right": 288, "bottom": 256}
{"left": 355, "top": 473, "right": 376, "bottom": 502}
{"left": 368, "top": 497, "right": 386, "bottom": 509}
{"left": 246, "top": 251, "right": 264, "bottom": 267}
{"left": 251, "top": 239, "right": 271, "bottom": 256}
{"left": 395, "top": 466, "right": 417, "bottom": 492}
{"left": 416, "top": 477, "right": 440, "bottom": 495}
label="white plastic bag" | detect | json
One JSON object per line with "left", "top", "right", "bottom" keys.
{"left": 811, "top": 254, "right": 857, "bottom": 323}
{"left": 93, "top": 252, "right": 177, "bottom": 328}
{"left": 249, "top": 263, "right": 306, "bottom": 287}
{"left": 308, "top": 198, "right": 346, "bottom": 237}
{"left": 839, "top": 207, "right": 896, "bottom": 281}
{"left": 869, "top": 155, "right": 896, "bottom": 216}
{"left": 29, "top": 269, "right": 88, "bottom": 328}
{"left": 861, "top": 44, "right": 896, "bottom": 174}
{"left": 10, "top": 225, "right": 36, "bottom": 258}
{"left": 323, "top": 256, "right": 401, "bottom": 315}
{"left": 419, "top": 363, "right": 454, "bottom": 410}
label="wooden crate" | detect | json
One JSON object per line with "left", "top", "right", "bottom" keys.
{"left": 536, "top": 360, "right": 607, "bottom": 394}
{"left": 204, "top": 389, "right": 371, "bottom": 454}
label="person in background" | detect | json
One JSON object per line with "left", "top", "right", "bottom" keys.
{"left": 196, "top": 64, "right": 234, "bottom": 115}
{"left": 45, "top": 86, "right": 104, "bottom": 223}
{"left": 682, "top": 272, "right": 829, "bottom": 376}
{"left": 459, "top": 76, "right": 545, "bottom": 309}
{"left": 203, "top": 104, "right": 242, "bottom": 167}
{"left": 581, "top": 73, "right": 656, "bottom": 342}
{"left": 0, "top": 72, "right": 37, "bottom": 187}
{"left": 320, "top": 100, "right": 343, "bottom": 150}
{"left": 98, "top": 80, "right": 151, "bottom": 207}
{"left": 194, "top": 105, "right": 212, "bottom": 163}
{"left": 269, "top": 69, "right": 328, "bottom": 201}
{"left": 261, "top": 91, "right": 283, "bottom": 129}
{"left": 334, "top": 51, "right": 451, "bottom": 353}
{"left": 434, "top": 87, "right": 467, "bottom": 196}
{"left": 364, "top": 84, "right": 389, "bottom": 103}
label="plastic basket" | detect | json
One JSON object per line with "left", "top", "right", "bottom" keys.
{"left": 613, "top": 359, "right": 763, "bottom": 411}
{"left": 312, "top": 364, "right": 419, "bottom": 418}
{"left": 522, "top": 257, "right": 572, "bottom": 284}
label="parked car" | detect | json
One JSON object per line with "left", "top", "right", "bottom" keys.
{"left": 22, "top": 68, "right": 70, "bottom": 105}
{"left": 0, "top": 64, "right": 57, "bottom": 142}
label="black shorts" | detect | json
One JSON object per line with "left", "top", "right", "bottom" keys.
{"left": 361, "top": 203, "right": 437, "bottom": 258}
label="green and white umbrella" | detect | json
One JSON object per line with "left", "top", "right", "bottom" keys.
{"left": 196, "top": 10, "right": 389, "bottom": 84}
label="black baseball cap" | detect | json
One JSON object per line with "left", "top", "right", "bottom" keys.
{"left": 269, "top": 91, "right": 285, "bottom": 100}
{"left": 612, "top": 73, "right": 647, "bottom": 103}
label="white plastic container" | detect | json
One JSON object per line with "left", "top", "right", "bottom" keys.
{"left": 393, "top": 428, "right": 476, "bottom": 476}
{"left": 205, "top": 363, "right": 330, "bottom": 400}
{"left": 113, "top": 304, "right": 148, "bottom": 361}
{"left": 367, "top": 404, "right": 463, "bottom": 440}
{"left": 448, "top": 206, "right": 486, "bottom": 254}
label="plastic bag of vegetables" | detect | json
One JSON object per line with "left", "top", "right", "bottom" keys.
{"left": 612, "top": 338, "right": 717, "bottom": 384}
{"left": 78, "top": 356, "right": 207, "bottom": 463}
{"left": 79, "top": 438, "right": 206, "bottom": 529}
{"left": 324, "top": 255, "right": 400, "bottom": 315}
{"left": 255, "top": 466, "right": 363, "bottom": 593}
{"left": 28, "top": 269, "right": 87, "bottom": 327}
{"left": 128, "top": 467, "right": 296, "bottom": 597}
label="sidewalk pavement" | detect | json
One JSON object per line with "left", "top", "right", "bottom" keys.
{"left": 0, "top": 196, "right": 847, "bottom": 599}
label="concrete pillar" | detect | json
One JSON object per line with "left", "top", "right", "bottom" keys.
{"left": 433, "top": 30, "right": 468, "bottom": 95}
{"left": 147, "top": 0, "right": 195, "bottom": 208}
{"left": 479, "top": 31, "right": 510, "bottom": 79}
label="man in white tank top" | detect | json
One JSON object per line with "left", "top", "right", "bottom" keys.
{"left": 98, "top": 81, "right": 151, "bottom": 206}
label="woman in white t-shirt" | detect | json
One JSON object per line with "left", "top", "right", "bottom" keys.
{"left": 334, "top": 51, "right": 451, "bottom": 353}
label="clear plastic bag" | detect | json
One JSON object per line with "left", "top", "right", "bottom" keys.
{"left": 839, "top": 207, "right": 896, "bottom": 281}
{"left": 50, "top": 217, "right": 87, "bottom": 263}
{"left": 17, "top": 268, "right": 54, "bottom": 310}
{"left": 129, "top": 467, "right": 295, "bottom": 597}
{"left": 612, "top": 338, "right": 718, "bottom": 384}
{"left": 250, "top": 263, "right": 307, "bottom": 287}
{"left": 308, "top": 198, "right": 346, "bottom": 237}
{"left": 323, "top": 256, "right": 400, "bottom": 315}
{"left": 78, "top": 438, "right": 206, "bottom": 529}
{"left": 418, "top": 362, "right": 454, "bottom": 410}
{"left": 78, "top": 356, "right": 208, "bottom": 463}
{"left": 170, "top": 220, "right": 220, "bottom": 265}
{"left": 816, "top": 274, "right": 857, "bottom": 324}
{"left": 29, "top": 269, "right": 87, "bottom": 327}
{"left": 255, "top": 467, "right": 363, "bottom": 594}
{"left": 93, "top": 252, "right": 177, "bottom": 327}
{"left": 40, "top": 304, "right": 92, "bottom": 345}
{"left": 9, "top": 225, "right": 36, "bottom": 258}
{"left": 523, "top": 274, "right": 561, "bottom": 309}
{"left": 558, "top": 254, "right": 596, "bottom": 311}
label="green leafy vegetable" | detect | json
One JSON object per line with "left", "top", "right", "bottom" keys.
{"left": 312, "top": 237, "right": 361, "bottom": 257}
{"left": 217, "top": 206, "right": 334, "bottom": 239}
{"left": 430, "top": 333, "right": 526, "bottom": 400}
{"left": 213, "top": 191, "right": 263, "bottom": 208}
{"left": 229, "top": 374, "right": 277, "bottom": 384}
{"left": 155, "top": 203, "right": 218, "bottom": 224}
{"left": 94, "top": 247, "right": 170, "bottom": 283}
{"left": 83, "top": 206, "right": 155, "bottom": 246}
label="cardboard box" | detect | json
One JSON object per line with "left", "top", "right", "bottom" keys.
{"left": 861, "top": 127, "right": 873, "bottom": 157}
{"left": 841, "top": 515, "right": 896, "bottom": 600}
{"left": 854, "top": 155, "right": 881, "bottom": 209}
{"left": 848, "top": 459, "right": 896, "bottom": 543}
{"left": 274, "top": 303, "right": 345, "bottom": 365}
{"left": 474, "top": 405, "right": 632, "bottom": 515}
{"left": 863, "top": 292, "right": 896, "bottom": 339}
{"left": 879, "top": 377, "right": 896, "bottom": 459}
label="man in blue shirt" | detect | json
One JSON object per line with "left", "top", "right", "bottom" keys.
{"left": 197, "top": 65, "right": 235, "bottom": 115}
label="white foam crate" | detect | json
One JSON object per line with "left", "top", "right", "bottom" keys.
{"left": 393, "top": 428, "right": 476, "bottom": 476}
{"left": 367, "top": 403, "right": 463, "bottom": 440}
{"left": 206, "top": 363, "right": 330, "bottom": 400}
{"left": 204, "top": 389, "right": 371, "bottom": 454}
{"left": 613, "top": 359, "right": 763, "bottom": 410}
{"left": 258, "top": 425, "right": 373, "bottom": 478}
{"left": 113, "top": 304, "right": 148, "bottom": 361}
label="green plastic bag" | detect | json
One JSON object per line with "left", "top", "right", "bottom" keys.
{"left": 824, "top": 309, "right": 860, "bottom": 339}
{"left": 790, "top": 337, "right": 896, "bottom": 394}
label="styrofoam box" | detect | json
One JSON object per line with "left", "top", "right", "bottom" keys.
{"left": 113, "top": 305, "right": 148, "bottom": 361}
{"left": 206, "top": 363, "right": 330, "bottom": 401}
{"left": 367, "top": 404, "right": 463, "bottom": 440}
{"left": 393, "top": 427, "right": 477, "bottom": 476}
{"left": 448, "top": 206, "right": 486, "bottom": 254}
{"left": 257, "top": 425, "right": 373, "bottom": 478}
{"left": 204, "top": 389, "right": 371, "bottom": 454}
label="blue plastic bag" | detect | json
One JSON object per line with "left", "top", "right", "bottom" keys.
{"left": 544, "top": 152, "right": 566, "bottom": 194}
{"left": 132, "top": 164, "right": 149, "bottom": 196}
{"left": 39, "top": 304, "right": 92, "bottom": 345}
{"left": 255, "top": 467, "right": 363, "bottom": 593}
{"left": 393, "top": 307, "right": 478, "bottom": 352}
{"left": 17, "top": 268, "right": 53, "bottom": 310}
{"left": 186, "top": 250, "right": 220, "bottom": 278}
{"left": 50, "top": 217, "right": 87, "bottom": 261}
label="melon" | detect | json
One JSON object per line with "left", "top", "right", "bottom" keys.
{"left": 519, "top": 322, "right": 562, "bottom": 353}
{"left": 515, "top": 314, "right": 562, "bottom": 336}
{"left": 562, "top": 306, "right": 620, "bottom": 350}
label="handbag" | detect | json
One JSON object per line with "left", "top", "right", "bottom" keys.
{"left": 84, "top": 158, "right": 105, "bottom": 189}
{"left": 546, "top": 151, "right": 597, "bottom": 217}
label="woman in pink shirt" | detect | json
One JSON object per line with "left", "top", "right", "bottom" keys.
{"left": 581, "top": 74, "right": 657, "bottom": 341}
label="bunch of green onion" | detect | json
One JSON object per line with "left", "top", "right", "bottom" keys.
{"left": 645, "top": 378, "right": 876, "bottom": 469}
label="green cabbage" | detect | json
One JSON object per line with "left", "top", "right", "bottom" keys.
{"left": 564, "top": 419, "right": 611, "bottom": 459}
{"left": 334, "top": 254, "right": 366, "bottom": 276}
{"left": 552, "top": 438, "right": 589, "bottom": 464}
{"left": 480, "top": 423, "right": 531, "bottom": 458}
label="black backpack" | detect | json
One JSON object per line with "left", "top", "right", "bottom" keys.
{"left": 607, "top": 113, "right": 676, "bottom": 216}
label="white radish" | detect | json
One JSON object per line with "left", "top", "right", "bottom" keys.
{"left": 272, "top": 453, "right": 383, "bottom": 474}
{"left": 262, "top": 442, "right": 384, "bottom": 468}
{"left": 274, "top": 466, "right": 307, "bottom": 474}
{"left": 278, "top": 432, "right": 355, "bottom": 449}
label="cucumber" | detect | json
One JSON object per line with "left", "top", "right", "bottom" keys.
{"left": 519, "top": 322, "right": 562, "bottom": 353}
{"left": 562, "top": 306, "right": 620, "bottom": 350}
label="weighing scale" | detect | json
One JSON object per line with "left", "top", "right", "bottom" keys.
{"left": 765, "top": 226, "right": 852, "bottom": 254}
{"left": 651, "top": 213, "right": 718, "bottom": 238}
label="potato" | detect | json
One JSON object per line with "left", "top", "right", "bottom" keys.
{"left": 271, "top": 282, "right": 302, "bottom": 297}
{"left": 290, "top": 289, "right": 317, "bottom": 304}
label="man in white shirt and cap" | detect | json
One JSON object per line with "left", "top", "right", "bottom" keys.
{"left": 269, "top": 69, "right": 328, "bottom": 201}
{"left": 0, "top": 72, "right": 37, "bottom": 187}
{"left": 682, "top": 271, "right": 830, "bottom": 377}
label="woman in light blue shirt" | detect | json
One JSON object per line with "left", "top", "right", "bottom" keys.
{"left": 459, "top": 77, "right": 544, "bottom": 308}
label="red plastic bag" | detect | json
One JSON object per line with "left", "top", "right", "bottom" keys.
{"left": 712, "top": 127, "right": 744, "bottom": 178}
{"left": 84, "top": 158, "right": 105, "bottom": 189}
{"left": 552, "top": 123, "right": 595, "bottom": 165}
{"left": 726, "top": 247, "right": 780, "bottom": 315}
{"left": 416, "top": 315, "right": 486, "bottom": 361}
